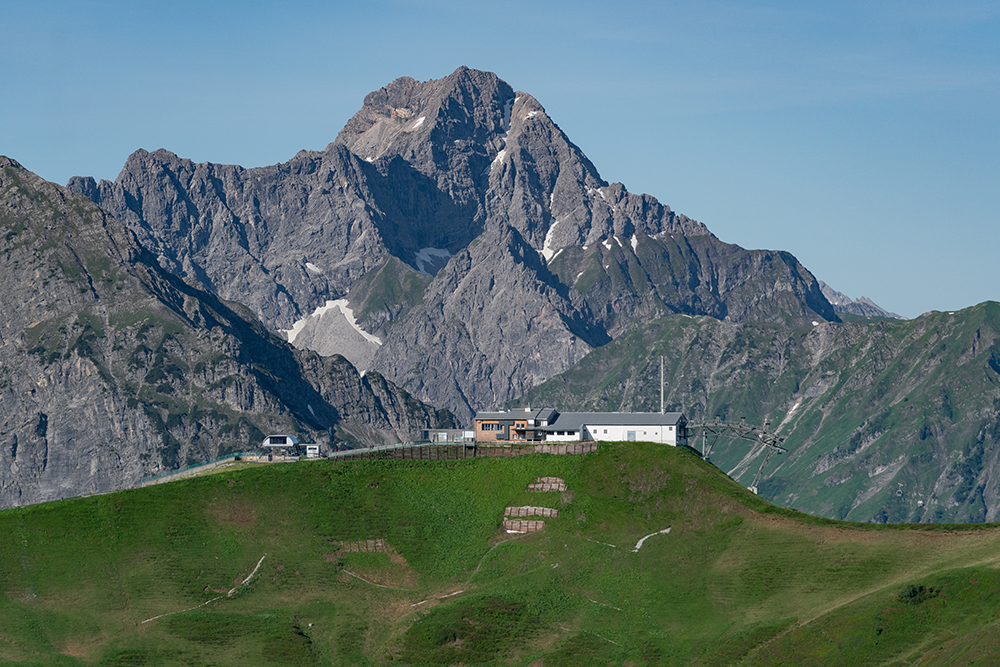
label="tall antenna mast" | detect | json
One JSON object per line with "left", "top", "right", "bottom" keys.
{"left": 660, "top": 356, "right": 664, "bottom": 414}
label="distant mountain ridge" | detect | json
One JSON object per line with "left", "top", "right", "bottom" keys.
{"left": 70, "top": 66, "right": 837, "bottom": 421}
{"left": 819, "top": 280, "right": 905, "bottom": 320}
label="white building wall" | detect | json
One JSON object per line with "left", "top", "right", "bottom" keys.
{"left": 546, "top": 431, "right": 582, "bottom": 442}
{"left": 583, "top": 424, "right": 678, "bottom": 446}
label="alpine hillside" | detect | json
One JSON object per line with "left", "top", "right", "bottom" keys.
{"left": 516, "top": 303, "right": 1000, "bottom": 524}
{"left": 0, "top": 158, "right": 452, "bottom": 509}
{"left": 6, "top": 444, "right": 1000, "bottom": 665}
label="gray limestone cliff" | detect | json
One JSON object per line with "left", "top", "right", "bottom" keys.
{"left": 1, "top": 158, "right": 452, "bottom": 508}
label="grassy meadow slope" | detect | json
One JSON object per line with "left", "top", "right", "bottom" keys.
{"left": 515, "top": 303, "right": 1000, "bottom": 524}
{"left": 3, "top": 444, "right": 1000, "bottom": 665}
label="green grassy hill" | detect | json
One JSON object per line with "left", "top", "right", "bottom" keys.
{"left": 4, "top": 443, "right": 1000, "bottom": 665}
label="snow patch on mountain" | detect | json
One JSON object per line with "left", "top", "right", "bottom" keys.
{"left": 280, "top": 299, "right": 382, "bottom": 371}
{"left": 490, "top": 149, "right": 507, "bottom": 172}
{"left": 543, "top": 221, "right": 561, "bottom": 261}
{"left": 282, "top": 299, "right": 382, "bottom": 347}
{"left": 488, "top": 98, "right": 516, "bottom": 174}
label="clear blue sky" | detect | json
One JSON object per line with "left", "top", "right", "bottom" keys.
{"left": 3, "top": 0, "right": 998, "bottom": 318}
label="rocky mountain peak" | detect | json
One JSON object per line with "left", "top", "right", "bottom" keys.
{"left": 819, "top": 281, "right": 905, "bottom": 320}
{"left": 333, "top": 66, "right": 514, "bottom": 171}
{"left": 66, "top": 67, "right": 837, "bottom": 421}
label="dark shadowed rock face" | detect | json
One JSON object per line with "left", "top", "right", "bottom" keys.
{"left": 70, "top": 67, "right": 836, "bottom": 421}
{"left": 1, "top": 158, "right": 451, "bottom": 508}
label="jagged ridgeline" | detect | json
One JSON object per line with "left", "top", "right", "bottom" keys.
{"left": 4, "top": 443, "right": 1000, "bottom": 665}
{"left": 70, "top": 66, "right": 835, "bottom": 422}
{"left": 516, "top": 306, "right": 1000, "bottom": 524}
{"left": 0, "top": 158, "right": 452, "bottom": 509}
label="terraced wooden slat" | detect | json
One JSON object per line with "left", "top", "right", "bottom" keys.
{"left": 503, "top": 506, "right": 560, "bottom": 518}
{"left": 527, "top": 476, "right": 567, "bottom": 492}
{"left": 502, "top": 519, "right": 545, "bottom": 533}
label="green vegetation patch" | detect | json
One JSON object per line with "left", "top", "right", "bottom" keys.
{"left": 398, "top": 596, "right": 540, "bottom": 664}
{"left": 350, "top": 256, "right": 432, "bottom": 335}
{"left": 167, "top": 611, "right": 319, "bottom": 664}
{"left": 543, "top": 632, "right": 621, "bottom": 666}
{"left": 756, "top": 567, "right": 1000, "bottom": 665}
{"left": 167, "top": 611, "right": 268, "bottom": 644}
{"left": 693, "top": 618, "right": 796, "bottom": 666}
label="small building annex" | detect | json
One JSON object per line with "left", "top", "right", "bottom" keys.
{"left": 473, "top": 408, "right": 688, "bottom": 446}
{"left": 259, "top": 435, "right": 321, "bottom": 459}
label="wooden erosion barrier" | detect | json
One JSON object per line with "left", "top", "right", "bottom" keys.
{"left": 503, "top": 506, "right": 560, "bottom": 518}
{"left": 527, "top": 476, "right": 568, "bottom": 492}
{"left": 502, "top": 480, "right": 568, "bottom": 533}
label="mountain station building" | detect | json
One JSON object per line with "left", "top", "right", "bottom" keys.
{"left": 473, "top": 408, "right": 688, "bottom": 446}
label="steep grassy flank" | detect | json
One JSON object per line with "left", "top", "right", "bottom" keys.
{"left": 515, "top": 303, "right": 1000, "bottom": 524}
{"left": 348, "top": 256, "right": 433, "bottom": 339}
{"left": 3, "top": 443, "right": 1000, "bottom": 665}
